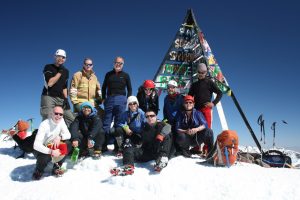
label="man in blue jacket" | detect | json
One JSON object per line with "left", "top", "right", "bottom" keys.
{"left": 175, "top": 95, "right": 214, "bottom": 157}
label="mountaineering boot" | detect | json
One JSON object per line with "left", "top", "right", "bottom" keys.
{"left": 52, "top": 163, "right": 65, "bottom": 177}
{"left": 32, "top": 169, "right": 43, "bottom": 180}
{"left": 92, "top": 150, "right": 102, "bottom": 160}
{"left": 154, "top": 156, "right": 168, "bottom": 172}
{"left": 190, "top": 145, "right": 202, "bottom": 155}
{"left": 110, "top": 164, "right": 134, "bottom": 176}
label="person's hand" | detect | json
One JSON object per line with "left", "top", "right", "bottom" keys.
{"left": 125, "top": 128, "right": 133, "bottom": 136}
{"left": 87, "top": 139, "right": 94, "bottom": 149}
{"left": 51, "top": 149, "right": 61, "bottom": 157}
{"left": 204, "top": 102, "right": 214, "bottom": 108}
{"left": 72, "top": 140, "right": 79, "bottom": 147}
{"left": 70, "top": 88, "right": 78, "bottom": 96}
{"left": 53, "top": 136, "right": 61, "bottom": 149}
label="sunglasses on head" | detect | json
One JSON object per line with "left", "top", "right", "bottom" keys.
{"left": 128, "top": 102, "right": 137, "bottom": 106}
{"left": 54, "top": 112, "right": 63, "bottom": 116}
{"left": 145, "top": 114, "right": 156, "bottom": 119}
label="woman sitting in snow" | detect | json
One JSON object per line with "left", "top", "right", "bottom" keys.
{"left": 69, "top": 102, "right": 105, "bottom": 159}
{"left": 112, "top": 96, "right": 146, "bottom": 156}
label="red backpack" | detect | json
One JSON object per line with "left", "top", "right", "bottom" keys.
{"left": 213, "top": 130, "right": 239, "bottom": 167}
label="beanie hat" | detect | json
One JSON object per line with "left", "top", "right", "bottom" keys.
{"left": 127, "top": 96, "right": 139, "bottom": 108}
{"left": 80, "top": 101, "right": 93, "bottom": 111}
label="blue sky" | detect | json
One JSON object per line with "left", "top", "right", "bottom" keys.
{"left": 1, "top": 0, "right": 299, "bottom": 151}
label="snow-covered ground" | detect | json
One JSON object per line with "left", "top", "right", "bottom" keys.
{"left": 1, "top": 134, "right": 300, "bottom": 200}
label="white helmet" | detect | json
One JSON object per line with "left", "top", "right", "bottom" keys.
{"left": 167, "top": 80, "right": 178, "bottom": 87}
{"left": 127, "top": 96, "right": 139, "bottom": 108}
{"left": 55, "top": 49, "right": 66, "bottom": 57}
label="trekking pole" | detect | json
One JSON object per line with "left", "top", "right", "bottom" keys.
{"left": 271, "top": 122, "right": 276, "bottom": 149}
{"left": 257, "top": 114, "right": 266, "bottom": 144}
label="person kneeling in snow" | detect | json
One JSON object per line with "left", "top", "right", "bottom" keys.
{"left": 175, "top": 95, "right": 214, "bottom": 158}
{"left": 69, "top": 102, "right": 105, "bottom": 159}
{"left": 32, "top": 106, "right": 71, "bottom": 180}
{"left": 118, "top": 109, "right": 172, "bottom": 174}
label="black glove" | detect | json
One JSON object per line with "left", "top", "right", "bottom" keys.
{"left": 58, "top": 66, "right": 64, "bottom": 74}
{"left": 63, "top": 98, "right": 71, "bottom": 110}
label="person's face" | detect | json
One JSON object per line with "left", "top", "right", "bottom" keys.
{"left": 145, "top": 111, "right": 157, "bottom": 125}
{"left": 184, "top": 101, "right": 194, "bottom": 110}
{"left": 128, "top": 101, "right": 138, "bottom": 112}
{"left": 54, "top": 55, "right": 66, "bottom": 66}
{"left": 52, "top": 106, "right": 64, "bottom": 124}
{"left": 197, "top": 69, "right": 207, "bottom": 80}
{"left": 82, "top": 106, "right": 92, "bottom": 116}
{"left": 83, "top": 59, "right": 93, "bottom": 71}
{"left": 144, "top": 88, "right": 153, "bottom": 96}
{"left": 167, "top": 85, "right": 176, "bottom": 95}
{"left": 113, "top": 57, "right": 124, "bottom": 72}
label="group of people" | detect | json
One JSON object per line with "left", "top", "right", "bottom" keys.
{"left": 32, "top": 49, "right": 223, "bottom": 180}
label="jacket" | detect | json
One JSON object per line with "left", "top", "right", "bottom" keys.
{"left": 70, "top": 69, "right": 101, "bottom": 106}
{"left": 175, "top": 108, "right": 208, "bottom": 132}
{"left": 116, "top": 108, "right": 145, "bottom": 134}
{"left": 34, "top": 118, "right": 71, "bottom": 154}
{"left": 137, "top": 86, "right": 159, "bottom": 114}
{"left": 70, "top": 107, "right": 102, "bottom": 140}
{"left": 163, "top": 93, "right": 184, "bottom": 125}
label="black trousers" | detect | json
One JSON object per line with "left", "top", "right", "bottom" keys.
{"left": 122, "top": 135, "right": 172, "bottom": 166}
{"left": 176, "top": 128, "right": 214, "bottom": 153}
{"left": 33, "top": 140, "right": 72, "bottom": 173}
{"left": 75, "top": 129, "right": 105, "bottom": 151}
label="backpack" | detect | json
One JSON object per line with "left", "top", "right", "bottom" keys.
{"left": 213, "top": 130, "right": 239, "bottom": 167}
{"left": 262, "top": 150, "right": 292, "bottom": 168}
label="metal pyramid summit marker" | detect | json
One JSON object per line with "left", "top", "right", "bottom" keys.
{"left": 154, "top": 9, "right": 263, "bottom": 153}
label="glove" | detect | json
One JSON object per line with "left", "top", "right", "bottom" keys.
{"left": 63, "top": 98, "right": 71, "bottom": 110}
{"left": 156, "top": 134, "right": 164, "bottom": 142}
{"left": 70, "top": 88, "right": 78, "bottom": 97}
{"left": 58, "top": 66, "right": 64, "bottom": 74}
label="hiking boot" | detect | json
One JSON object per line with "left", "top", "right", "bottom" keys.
{"left": 32, "top": 169, "right": 43, "bottom": 180}
{"left": 182, "top": 149, "right": 192, "bottom": 158}
{"left": 190, "top": 145, "right": 202, "bottom": 155}
{"left": 155, "top": 156, "right": 168, "bottom": 171}
{"left": 92, "top": 150, "right": 102, "bottom": 160}
{"left": 52, "top": 168, "right": 65, "bottom": 176}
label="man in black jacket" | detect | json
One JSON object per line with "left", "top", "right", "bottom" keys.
{"left": 115, "top": 109, "right": 172, "bottom": 174}
{"left": 69, "top": 102, "right": 105, "bottom": 159}
{"left": 40, "top": 49, "right": 74, "bottom": 127}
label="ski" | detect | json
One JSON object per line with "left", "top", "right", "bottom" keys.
{"left": 110, "top": 165, "right": 134, "bottom": 176}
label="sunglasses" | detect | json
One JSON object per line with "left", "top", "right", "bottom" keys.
{"left": 56, "top": 56, "right": 66, "bottom": 59}
{"left": 82, "top": 106, "right": 91, "bottom": 110}
{"left": 85, "top": 64, "right": 93, "bottom": 67}
{"left": 144, "top": 88, "right": 152, "bottom": 91}
{"left": 114, "top": 62, "right": 124, "bottom": 65}
{"left": 128, "top": 102, "right": 137, "bottom": 106}
{"left": 54, "top": 112, "right": 63, "bottom": 116}
{"left": 145, "top": 114, "right": 156, "bottom": 119}
{"left": 184, "top": 101, "right": 194, "bottom": 105}
{"left": 198, "top": 71, "right": 207, "bottom": 74}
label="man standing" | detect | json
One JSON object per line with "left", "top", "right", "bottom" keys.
{"left": 102, "top": 56, "right": 132, "bottom": 138}
{"left": 33, "top": 106, "right": 71, "bottom": 180}
{"left": 40, "top": 49, "right": 74, "bottom": 127}
{"left": 69, "top": 58, "right": 102, "bottom": 114}
{"left": 188, "top": 63, "right": 222, "bottom": 128}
